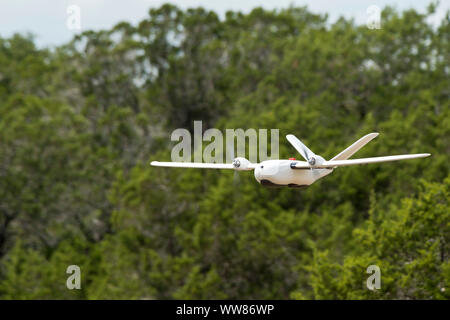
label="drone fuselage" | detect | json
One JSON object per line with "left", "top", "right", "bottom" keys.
{"left": 254, "top": 160, "right": 333, "bottom": 188}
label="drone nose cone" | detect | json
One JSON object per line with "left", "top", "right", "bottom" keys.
{"left": 254, "top": 166, "right": 262, "bottom": 182}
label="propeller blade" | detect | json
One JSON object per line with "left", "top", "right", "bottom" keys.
{"left": 233, "top": 170, "right": 240, "bottom": 185}
{"left": 228, "top": 140, "right": 235, "bottom": 163}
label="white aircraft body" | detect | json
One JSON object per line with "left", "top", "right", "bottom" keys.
{"left": 151, "top": 133, "right": 430, "bottom": 188}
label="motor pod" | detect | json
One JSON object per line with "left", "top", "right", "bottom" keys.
{"left": 232, "top": 157, "right": 253, "bottom": 171}
{"left": 309, "top": 155, "right": 326, "bottom": 167}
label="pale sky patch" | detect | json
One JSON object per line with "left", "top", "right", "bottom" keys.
{"left": 0, "top": 0, "right": 447, "bottom": 47}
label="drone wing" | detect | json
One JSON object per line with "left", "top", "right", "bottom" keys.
{"left": 150, "top": 161, "right": 234, "bottom": 169}
{"left": 291, "top": 153, "right": 430, "bottom": 169}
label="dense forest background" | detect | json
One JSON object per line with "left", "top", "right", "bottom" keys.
{"left": 0, "top": 3, "right": 448, "bottom": 299}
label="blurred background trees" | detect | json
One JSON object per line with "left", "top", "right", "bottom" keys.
{"left": 0, "top": 4, "right": 448, "bottom": 299}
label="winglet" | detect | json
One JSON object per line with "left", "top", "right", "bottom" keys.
{"left": 330, "top": 132, "right": 379, "bottom": 161}
{"left": 286, "top": 134, "right": 316, "bottom": 161}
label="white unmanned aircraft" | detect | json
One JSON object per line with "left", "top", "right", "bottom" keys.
{"left": 151, "top": 133, "right": 430, "bottom": 188}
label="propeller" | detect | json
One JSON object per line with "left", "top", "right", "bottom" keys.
{"left": 305, "top": 153, "right": 316, "bottom": 167}
{"left": 229, "top": 142, "right": 240, "bottom": 185}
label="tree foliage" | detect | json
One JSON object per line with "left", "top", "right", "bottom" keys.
{"left": 0, "top": 4, "right": 448, "bottom": 299}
